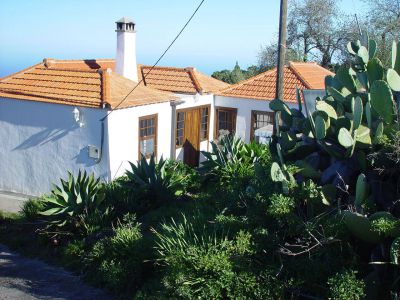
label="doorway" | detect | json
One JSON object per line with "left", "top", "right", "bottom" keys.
{"left": 176, "top": 105, "right": 210, "bottom": 167}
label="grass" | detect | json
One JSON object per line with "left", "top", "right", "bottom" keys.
{"left": 0, "top": 209, "right": 66, "bottom": 266}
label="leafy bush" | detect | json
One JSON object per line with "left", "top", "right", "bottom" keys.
{"left": 21, "top": 198, "right": 45, "bottom": 221}
{"left": 62, "top": 239, "right": 85, "bottom": 269}
{"left": 153, "top": 215, "right": 284, "bottom": 299}
{"left": 165, "top": 159, "right": 200, "bottom": 193}
{"left": 101, "top": 176, "right": 134, "bottom": 217}
{"left": 83, "top": 214, "right": 148, "bottom": 295}
{"left": 267, "top": 194, "right": 295, "bottom": 218}
{"left": 370, "top": 214, "right": 399, "bottom": 236}
{"left": 327, "top": 270, "right": 365, "bottom": 300}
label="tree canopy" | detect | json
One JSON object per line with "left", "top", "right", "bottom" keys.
{"left": 212, "top": 62, "right": 262, "bottom": 84}
{"left": 363, "top": 0, "right": 400, "bottom": 66}
{"left": 259, "top": 0, "right": 349, "bottom": 69}
{"left": 213, "top": 0, "right": 400, "bottom": 82}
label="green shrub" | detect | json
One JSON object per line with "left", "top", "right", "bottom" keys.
{"left": 110, "top": 215, "right": 142, "bottom": 256}
{"left": 83, "top": 214, "right": 148, "bottom": 295}
{"left": 165, "top": 159, "right": 200, "bottom": 193}
{"left": 21, "top": 198, "right": 45, "bottom": 221}
{"left": 153, "top": 215, "right": 281, "bottom": 299}
{"left": 62, "top": 239, "right": 85, "bottom": 269}
{"left": 370, "top": 216, "right": 399, "bottom": 236}
{"left": 101, "top": 176, "right": 135, "bottom": 217}
{"left": 327, "top": 270, "right": 365, "bottom": 300}
{"left": 0, "top": 210, "right": 20, "bottom": 222}
{"left": 267, "top": 194, "right": 295, "bottom": 218}
{"left": 98, "top": 259, "right": 125, "bottom": 291}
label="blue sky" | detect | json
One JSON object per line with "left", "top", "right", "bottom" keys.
{"left": 0, "top": 0, "right": 366, "bottom": 78}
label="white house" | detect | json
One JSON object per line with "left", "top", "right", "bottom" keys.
{"left": 0, "top": 17, "right": 228, "bottom": 195}
{"left": 214, "top": 61, "right": 334, "bottom": 143}
{"left": 0, "top": 17, "right": 333, "bottom": 196}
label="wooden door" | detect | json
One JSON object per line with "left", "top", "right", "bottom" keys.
{"left": 183, "top": 109, "right": 200, "bottom": 167}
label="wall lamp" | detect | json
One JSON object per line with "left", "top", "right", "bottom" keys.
{"left": 73, "top": 107, "right": 85, "bottom": 127}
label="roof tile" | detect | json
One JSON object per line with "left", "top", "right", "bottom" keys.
{"left": 217, "top": 62, "right": 333, "bottom": 103}
{"left": 139, "top": 65, "right": 229, "bottom": 94}
{"left": 0, "top": 59, "right": 177, "bottom": 108}
{"left": 0, "top": 59, "right": 226, "bottom": 108}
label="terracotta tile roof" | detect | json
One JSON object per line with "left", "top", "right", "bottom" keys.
{"left": 289, "top": 61, "right": 333, "bottom": 89}
{"left": 108, "top": 72, "right": 178, "bottom": 109}
{"left": 0, "top": 59, "right": 176, "bottom": 109}
{"left": 42, "top": 58, "right": 115, "bottom": 70}
{"left": 138, "top": 65, "right": 229, "bottom": 94}
{"left": 217, "top": 62, "right": 333, "bottom": 103}
{"left": 0, "top": 59, "right": 226, "bottom": 108}
{"left": 40, "top": 60, "right": 229, "bottom": 94}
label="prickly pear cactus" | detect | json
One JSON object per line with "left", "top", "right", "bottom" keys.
{"left": 269, "top": 30, "right": 399, "bottom": 225}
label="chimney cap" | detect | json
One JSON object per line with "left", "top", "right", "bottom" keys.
{"left": 43, "top": 58, "right": 55, "bottom": 68}
{"left": 116, "top": 17, "right": 135, "bottom": 25}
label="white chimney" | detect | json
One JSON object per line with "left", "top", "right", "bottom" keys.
{"left": 115, "top": 17, "right": 138, "bottom": 82}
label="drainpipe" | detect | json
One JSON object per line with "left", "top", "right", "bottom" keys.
{"left": 170, "top": 100, "right": 185, "bottom": 160}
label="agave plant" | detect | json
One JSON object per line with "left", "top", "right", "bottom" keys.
{"left": 40, "top": 170, "right": 105, "bottom": 228}
{"left": 126, "top": 154, "right": 190, "bottom": 200}
{"left": 201, "top": 135, "right": 271, "bottom": 190}
{"left": 201, "top": 135, "right": 269, "bottom": 173}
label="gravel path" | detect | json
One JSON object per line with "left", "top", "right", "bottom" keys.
{"left": 0, "top": 244, "right": 112, "bottom": 300}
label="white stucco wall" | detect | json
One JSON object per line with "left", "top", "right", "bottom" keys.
{"left": 107, "top": 94, "right": 214, "bottom": 179}
{"left": 107, "top": 101, "right": 172, "bottom": 179}
{"left": 214, "top": 96, "right": 297, "bottom": 143}
{"left": 0, "top": 98, "right": 111, "bottom": 196}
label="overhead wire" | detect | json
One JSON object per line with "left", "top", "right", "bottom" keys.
{"left": 100, "top": 0, "right": 206, "bottom": 122}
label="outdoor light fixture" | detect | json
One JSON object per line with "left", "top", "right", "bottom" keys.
{"left": 73, "top": 107, "right": 85, "bottom": 127}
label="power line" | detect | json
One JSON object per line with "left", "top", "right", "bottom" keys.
{"left": 100, "top": 0, "right": 206, "bottom": 122}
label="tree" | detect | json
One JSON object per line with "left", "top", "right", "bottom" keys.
{"left": 363, "top": 0, "right": 400, "bottom": 66}
{"left": 287, "top": 0, "right": 349, "bottom": 67}
{"left": 259, "top": 0, "right": 350, "bottom": 69}
{"left": 258, "top": 41, "right": 302, "bottom": 70}
{"left": 212, "top": 62, "right": 263, "bottom": 84}
{"left": 211, "top": 69, "right": 232, "bottom": 84}
{"left": 230, "top": 62, "right": 246, "bottom": 83}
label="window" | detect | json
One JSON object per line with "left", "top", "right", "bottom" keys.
{"left": 200, "top": 107, "right": 209, "bottom": 141}
{"left": 139, "top": 114, "right": 157, "bottom": 158}
{"left": 216, "top": 107, "right": 237, "bottom": 138}
{"left": 176, "top": 112, "right": 185, "bottom": 147}
{"left": 251, "top": 110, "right": 274, "bottom": 142}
